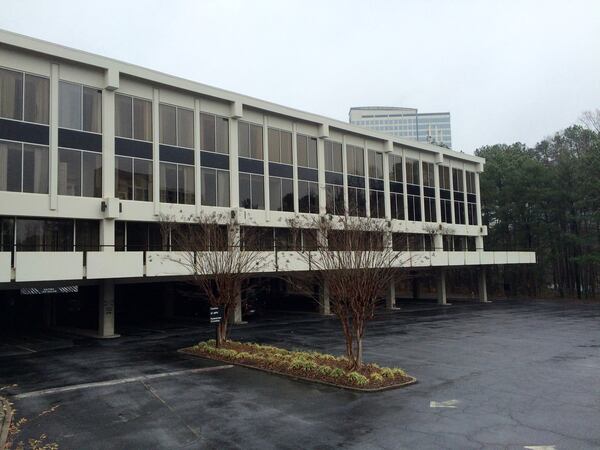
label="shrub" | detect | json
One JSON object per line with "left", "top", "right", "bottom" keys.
{"left": 347, "top": 372, "right": 369, "bottom": 386}
{"left": 234, "top": 351, "right": 252, "bottom": 360}
{"left": 317, "top": 365, "right": 333, "bottom": 377}
{"left": 289, "top": 357, "right": 318, "bottom": 372}
{"left": 329, "top": 368, "right": 344, "bottom": 379}
{"left": 380, "top": 368, "right": 395, "bottom": 379}
{"left": 370, "top": 372, "right": 384, "bottom": 382}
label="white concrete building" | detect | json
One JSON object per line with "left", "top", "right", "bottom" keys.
{"left": 0, "top": 30, "right": 534, "bottom": 337}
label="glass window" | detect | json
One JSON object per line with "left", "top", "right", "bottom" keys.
{"left": 325, "top": 141, "right": 343, "bottom": 172}
{"left": 59, "top": 81, "right": 82, "bottom": 130}
{"left": 58, "top": 148, "right": 81, "bottom": 196}
{"left": 216, "top": 117, "right": 229, "bottom": 154}
{"left": 368, "top": 150, "right": 383, "bottom": 179}
{"left": 200, "top": 113, "right": 216, "bottom": 151}
{"left": 115, "top": 94, "right": 132, "bottom": 138}
{"left": 160, "top": 162, "right": 178, "bottom": 203}
{"left": 159, "top": 104, "right": 177, "bottom": 146}
{"left": 452, "top": 168, "right": 464, "bottom": 191}
{"left": 281, "top": 131, "right": 292, "bottom": 164}
{"left": 268, "top": 128, "right": 279, "bottom": 162}
{"left": 0, "top": 217, "right": 14, "bottom": 252}
{"left": 422, "top": 162, "right": 435, "bottom": 187}
{"left": 217, "top": 170, "right": 229, "bottom": 206}
{"left": 82, "top": 151, "right": 102, "bottom": 197}
{"left": 115, "top": 156, "right": 133, "bottom": 200}
{"left": 268, "top": 128, "right": 292, "bottom": 164}
{"left": 389, "top": 154, "right": 403, "bottom": 182}
{"left": 24, "top": 74, "right": 49, "bottom": 125}
{"left": 297, "top": 135, "right": 308, "bottom": 167}
{"left": 251, "top": 174, "right": 264, "bottom": 209}
{"left": 299, "top": 180, "right": 319, "bottom": 214}
{"left": 239, "top": 172, "right": 251, "bottom": 208}
{"left": 0, "top": 140, "right": 22, "bottom": 192}
{"left": 390, "top": 192, "right": 404, "bottom": 220}
{"left": 466, "top": 171, "right": 476, "bottom": 194}
{"left": 178, "top": 108, "right": 194, "bottom": 149}
{"left": 439, "top": 166, "right": 450, "bottom": 190}
{"left": 0, "top": 68, "right": 23, "bottom": 121}
{"left": 22, "top": 145, "right": 48, "bottom": 194}
{"left": 370, "top": 189, "right": 385, "bottom": 218}
{"left": 82, "top": 87, "right": 101, "bottom": 133}
{"left": 250, "top": 124, "right": 263, "bottom": 159}
{"left": 201, "top": 167, "right": 217, "bottom": 206}
{"left": 406, "top": 159, "right": 419, "bottom": 185}
{"left": 178, "top": 165, "right": 195, "bottom": 204}
{"left": 134, "top": 158, "right": 153, "bottom": 201}
{"left": 16, "top": 218, "right": 73, "bottom": 252}
{"left": 133, "top": 98, "right": 152, "bottom": 141}
{"left": 75, "top": 220, "right": 99, "bottom": 251}
{"left": 238, "top": 121, "right": 250, "bottom": 157}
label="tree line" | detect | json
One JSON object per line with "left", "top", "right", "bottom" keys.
{"left": 476, "top": 111, "right": 600, "bottom": 299}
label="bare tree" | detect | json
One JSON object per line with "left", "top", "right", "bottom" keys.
{"left": 159, "top": 213, "right": 263, "bottom": 347}
{"left": 580, "top": 109, "right": 600, "bottom": 133}
{"left": 289, "top": 215, "right": 408, "bottom": 370}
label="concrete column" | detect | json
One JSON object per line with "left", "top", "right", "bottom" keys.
{"left": 401, "top": 149, "right": 409, "bottom": 221}
{"left": 418, "top": 157, "right": 425, "bottom": 223}
{"left": 341, "top": 136, "right": 349, "bottom": 215}
{"left": 263, "top": 115, "right": 270, "bottom": 219}
{"left": 363, "top": 140, "right": 370, "bottom": 216}
{"left": 194, "top": 98, "right": 202, "bottom": 215}
{"left": 98, "top": 280, "right": 119, "bottom": 338}
{"left": 229, "top": 117, "right": 240, "bottom": 208}
{"left": 317, "top": 136, "right": 327, "bottom": 214}
{"left": 386, "top": 280, "right": 397, "bottom": 310}
{"left": 152, "top": 88, "right": 160, "bottom": 216}
{"left": 233, "top": 287, "right": 243, "bottom": 324}
{"left": 479, "top": 268, "right": 490, "bottom": 303}
{"left": 434, "top": 233, "right": 444, "bottom": 251}
{"left": 319, "top": 280, "right": 331, "bottom": 315}
{"left": 434, "top": 156, "right": 442, "bottom": 226}
{"left": 382, "top": 141, "right": 392, "bottom": 220}
{"left": 437, "top": 269, "right": 448, "bottom": 305}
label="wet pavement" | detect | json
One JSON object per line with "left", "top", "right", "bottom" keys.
{"left": 1, "top": 299, "right": 599, "bottom": 449}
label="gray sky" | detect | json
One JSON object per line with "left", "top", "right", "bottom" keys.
{"left": 1, "top": 0, "right": 599, "bottom": 154}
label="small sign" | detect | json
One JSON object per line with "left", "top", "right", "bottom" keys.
{"left": 21, "top": 286, "right": 79, "bottom": 295}
{"left": 209, "top": 306, "right": 223, "bottom": 324}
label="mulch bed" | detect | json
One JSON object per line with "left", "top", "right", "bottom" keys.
{"left": 179, "top": 340, "right": 416, "bottom": 392}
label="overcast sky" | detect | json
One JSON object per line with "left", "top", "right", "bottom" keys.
{"left": 1, "top": 0, "right": 599, "bottom": 153}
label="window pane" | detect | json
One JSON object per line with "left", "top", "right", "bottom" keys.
{"left": 297, "top": 135, "right": 308, "bottom": 167}
{"left": 75, "top": 220, "right": 99, "bottom": 251}
{"left": 355, "top": 148, "right": 364, "bottom": 176}
{"left": 160, "top": 162, "right": 178, "bottom": 203}
{"left": 335, "top": 185, "right": 344, "bottom": 215}
{"left": 115, "top": 156, "right": 133, "bottom": 200}
{"left": 239, "top": 173, "right": 251, "bottom": 208}
{"left": 250, "top": 124, "right": 263, "bottom": 160}
{"left": 281, "top": 178, "right": 294, "bottom": 211}
{"left": 82, "top": 151, "right": 102, "bottom": 197}
{"left": 251, "top": 174, "right": 264, "bottom": 209}
{"left": 82, "top": 87, "right": 101, "bottom": 133}
{"left": 216, "top": 117, "right": 229, "bottom": 154}
{"left": 298, "top": 180, "right": 309, "bottom": 213}
{"left": 0, "top": 68, "right": 23, "bottom": 120}
{"left": 238, "top": 122, "right": 250, "bottom": 157}
{"left": 178, "top": 108, "right": 194, "bottom": 149}
{"left": 309, "top": 182, "right": 319, "bottom": 214}
{"left": 200, "top": 113, "right": 216, "bottom": 151}
{"left": 134, "top": 158, "right": 153, "bottom": 201}
{"left": 22, "top": 145, "right": 48, "bottom": 194}
{"left": 178, "top": 164, "right": 195, "bottom": 204}
{"left": 133, "top": 98, "right": 152, "bottom": 141}
{"left": 201, "top": 167, "right": 216, "bottom": 206}
{"left": 58, "top": 148, "right": 81, "bottom": 196}
{"left": 308, "top": 138, "right": 317, "bottom": 169}
{"left": 280, "top": 131, "right": 292, "bottom": 164}
{"left": 24, "top": 75, "right": 49, "bottom": 124}
{"left": 159, "top": 104, "right": 176, "bottom": 145}
{"left": 217, "top": 170, "right": 229, "bottom": 207}
{"left": 268, "top": 128, "right": 280, "bottom": 162}
{"left": 269, "top": 177, "right": 281, "bottom": 210}
{"left": 0, "top": 140, "right": 22, "bottom": 192}
{"left": 59, "top": 81, "right": 82, "bottom": 130}
{"left": 0, "top": 217, "right": 14, "bottom": 252}
{"left": 333, "top": 143, "right": 343, "bottom": 172}
{"left": 346, "top": 147, "right": 355, "bottom": 175}
{"left": 115, "top": 94, "right": 132, "bottom": 138}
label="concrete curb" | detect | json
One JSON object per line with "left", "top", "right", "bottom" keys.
{"left": 0, "top": 396, "right": 14, "bottom": 450}
{"left": 178, "top": 348, "right": 418, "bottom": 393}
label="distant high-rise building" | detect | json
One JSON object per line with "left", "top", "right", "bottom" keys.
{"left": 349, "top": 106, "right": 452, "bottom": 148}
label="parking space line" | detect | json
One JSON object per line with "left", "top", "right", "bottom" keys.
{"left": 13, "top": 365, "right": 233, "bottom": 399}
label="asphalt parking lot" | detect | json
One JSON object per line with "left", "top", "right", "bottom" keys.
{"left": 1, "top": 298, "right": 600, "bottom": 449}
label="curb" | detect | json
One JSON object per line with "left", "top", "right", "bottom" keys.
{"left": 0, "top": 396, "right": 14, "bottom": 450}
{"left": 178, "top": 348, "right": 418, "bottom": 393}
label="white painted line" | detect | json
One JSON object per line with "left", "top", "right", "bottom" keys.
{"left": 430, "top": 399, "right": 460, "bottom": 408}
{"left": 13, "top": 365, "right": 233, "bottom": 399}
{"left": 524, "top": 446, "right": 556, "bottom": 450}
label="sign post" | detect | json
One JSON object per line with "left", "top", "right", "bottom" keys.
{"left": 209, "top": 306, "right": 224, "bottom": 344}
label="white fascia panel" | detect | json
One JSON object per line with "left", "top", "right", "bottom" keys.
{"left": 15, "top": 252, "right": 84, "bottom": 282}
{"left": 86, "top": 252, "right": 144, "bottom": 279}
{"left": 0, "top": 252, "right": 11, "bottom": 282}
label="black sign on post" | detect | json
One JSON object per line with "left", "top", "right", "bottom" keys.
{"left": 209, "top": 306, "right": 223, "bottom": 324}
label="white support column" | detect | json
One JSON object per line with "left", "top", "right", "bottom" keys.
{"left": 363, "top": 140, "right": 370, "bottom": 217}
{"left": 342, "top": 136, "right": 349, "bottom": 216}
{"left": 386, "top": 279, "right": 398, "bottom": 310}
{"left": 475, "top": 171, "right": 484, "bottom": 251}
{"left": 101, "top": 86, "right": 116, "bottom": 251}
{"left": 434, "top": 155, "right": 442, "bottom": 227}
{"left": 319, "top": 280, "right": 331, "bottom": 315}
{"left": 152, "top": 88, "right": 160, "bottom": 215}
{"left": 449, "top": 161, "right": 456, "bottom": 224}
{"left": 462, "top": 168, "right": 469, "bottom": 229}
{"left": 49, "top": 63, "right": 59, "bottom": 211}
{"left": 437, "top": 269, "right": 448, "bottom": 305}
{"left": 263, "top": 115, "right": 270, "bottom": 220}
{"left": 401, "top": 149, "right": 409, "bottom": 221}
{"left": 479, "top": 268, "right": 489, "bottom": 303}
{"left": 418, "top": 157, "right": 425, "bottom": 224}
{"left": 98, "top": 280, "right": 119, "bottom": 338}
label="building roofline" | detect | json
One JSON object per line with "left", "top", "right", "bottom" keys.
{"left": 0, "top": 28, "right": 482, "bottom": 166}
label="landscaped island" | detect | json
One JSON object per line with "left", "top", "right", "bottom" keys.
{"left": 180, "top": 340, "right": 416, "bottom": 391}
